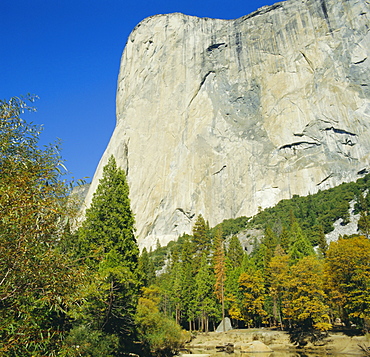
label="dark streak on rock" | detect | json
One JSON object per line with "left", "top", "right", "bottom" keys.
{"left": 213, "top": 165, "right": 227, "bottom": 175}
{"left": 235, "top": 32, "right": 242, "bottom": 68}
{"left": 317, "top": 173, "right": 333, "bottom": 186}
{"left": 199, "top": 71, "right": 215, "bottom": 90}
{"left": 324, "top": 127, "right": 357, "bottom": 136}
{"left": 207, "top": 43, "right": 226, "bottom": 51}
{"left": 279, "top": 141, "right": 321, "bottom": 150}
{"left": 188, "top": 71, "right": 215, "bottom": 108}
{"left": 358, "top": 168, "right": 368, "bottom": 175}
{"left": 300, "top": 51, "right": 315, "bottom": 71}
{"left": 354, "top": 57, "right": 367, "bottom": 65}
{"left": 176, "top": 208, "right": 195, "bottom": 220}
{"left": 320, "top": 0, "right": 333, "bottom": 32}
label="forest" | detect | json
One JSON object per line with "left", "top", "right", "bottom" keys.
{"left": 1, "top": 95, "right": 370, "bottom": 357}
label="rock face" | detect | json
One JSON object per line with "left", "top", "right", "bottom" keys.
{"left": 85, "top": 0, "right": 370, "bottom": 249}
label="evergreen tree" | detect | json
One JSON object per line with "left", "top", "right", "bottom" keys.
{"left": 138, "top": 247, "right": 156, "bottom": 287}
{"left": 288, "top": 221, "right": 314, "bottom": 263}
{"left": 78, "top": 156, "right": 138, "bottom": 270}
{"left": 314, "top": 224, "right": 328, "bottom": 257}
{"left": 227, "top": 235, "right": 244, "bottom": 267}
{"left": 195, "top": 254, "right": 218, "bottom": 332}
{"left": 73, "top": 155, "right": 139, "bottom": 354}
{"left": 214, "top": 228, "right": 226, "bottom": 331}
{"left": 358, "top": 211, "right": 370, "bottom": 238}
{"left": 179, "top": 236, "right": 197, "bottom": 330}
{"left": 192, "top": 214, "right": 210, "bottom": 256}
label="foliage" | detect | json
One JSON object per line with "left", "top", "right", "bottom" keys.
{"left": 267, "top": 245, "right": 290, "bottom": 328}
{"left": 138, "top": 247, "right": 156, "bottom": 287}
{"left": 226, "top": 235, "right": 245, "bottom": 267}
{"left": 0, "top": 96, "right": 83, "bottom": 356}
{"left": 325, "top": 235, "right": 370, "bottom": 329}
{"left": 195, "top": 253, "right": 218, "bottom": 332}
{"left": 135, "top": 286, "right": 189, "bottom": 357}
{"left": 59, "top": 325, "right": 119, "bottom": 357}
{"left": 72, "top": 155, "right": 140, "bottom": 354}
{"left": 283, "top": 256, "right": 331, "bottom": 332}
{"left": 237, "top": 268, "right": 267, "bottom": 327}
{"left": 146, "top": 173, "right": 370, "bottom": 336}
{"left": 192, "top": 214, "right": 211, "bottom": 257}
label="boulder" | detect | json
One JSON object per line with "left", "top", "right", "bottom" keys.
{"left": 216, "top": 317, "right": 233, "bottom": 332}
{"left": 236, "top": 340, "right": 273, "bottom": 353}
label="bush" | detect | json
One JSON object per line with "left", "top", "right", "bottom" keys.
{"left": 135, "top": 287, "right": 190, "bottom": 357}
{"left": 59, "top": 325, "right": 119, "bottom": 357}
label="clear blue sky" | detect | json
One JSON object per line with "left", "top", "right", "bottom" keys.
{"left": 2, "top": 0, "right": 277, "bottom": 182}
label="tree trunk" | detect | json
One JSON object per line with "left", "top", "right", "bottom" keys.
{"left": 222, "top": 279, "right": 225, "bottom": 332}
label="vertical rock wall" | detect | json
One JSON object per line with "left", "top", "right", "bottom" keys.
{"left": 85, "top": 0, "right": 370, "bottom": 249}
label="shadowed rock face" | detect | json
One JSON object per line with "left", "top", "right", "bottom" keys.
{"left": 85, "top": 0, "right": 370, "bottom": 249}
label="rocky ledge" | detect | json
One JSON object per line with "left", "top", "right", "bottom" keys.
{"left": 185, "top": 329, "right": 369, "bottom": 355}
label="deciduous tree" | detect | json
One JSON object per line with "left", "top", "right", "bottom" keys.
{"left": 283, "top": 255, "right": 331, "bottom": 332}
{"left": 325, "top": 235, "right": 370, "bottom": 329}
{"left": 0, "top": 96, "right": 82, "bottom": 356}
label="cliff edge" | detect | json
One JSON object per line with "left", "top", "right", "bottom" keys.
{"left": 84, "top": 0, "right": 370, "bottom": 249}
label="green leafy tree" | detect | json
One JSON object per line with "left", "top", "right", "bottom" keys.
{"left": 73, "top": 155, "right": 140, "bottom": 354}
{"left": 0, "top": 96, "right": 82, "bottom": 356}
{"left": 358, "top": 211, "right": 370, "bottom": 238}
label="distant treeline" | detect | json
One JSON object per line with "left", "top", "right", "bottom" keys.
{"left": 142, "top": 173, "right": 370, "bottom": 340}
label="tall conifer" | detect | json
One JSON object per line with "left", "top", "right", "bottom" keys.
{"left": 74, "top": 155, "right": 139, "bottom": 354}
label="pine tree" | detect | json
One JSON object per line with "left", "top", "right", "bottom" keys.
{"left": 288, "top": 221, "right": 314, "bottom": 263}
{"left": 227, "top": 235, "right": 244, "bottom": 267}
{"left": 358, "top": 211, "right": 370, "bottom": 238}
{"left": 74, "top": 155, "right": 139, "bottom": 354}
{"left": 195, "top": 253, "right": 217, "bottom": 332}
{"left": 138, "top": 247, "right": 156, "bottom": 287}
{"left": 78, "top": 156, "right": 138, "bottom": 270}
{"left": 179, "top": 236, "right": 197, "bottom": 330}
{"left": 214, "top": 228, "right": 226, "bottom": 331}
{"left": 192, "top": 214, "right": 210, "bottom": 255}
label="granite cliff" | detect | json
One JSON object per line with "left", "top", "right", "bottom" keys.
{"left": 84, "top": 0, "right": 370, "bottom": 249}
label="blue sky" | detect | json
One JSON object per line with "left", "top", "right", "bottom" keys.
{"left": 2, "top": 0, "right": 277, "bottom": 182}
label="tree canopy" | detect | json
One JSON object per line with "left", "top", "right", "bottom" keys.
{"left": 0, "top": 95, "right": 82, "bottom": 356}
